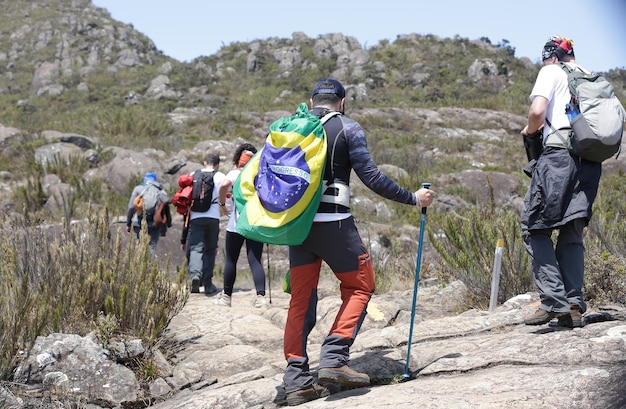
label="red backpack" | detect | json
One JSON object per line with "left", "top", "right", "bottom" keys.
{"left": 172, "top": 174, "right": 193, "bottom": 215}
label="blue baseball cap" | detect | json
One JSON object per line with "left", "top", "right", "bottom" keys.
{"left": 311, "top": 78, "right": 346, "bottom": 98}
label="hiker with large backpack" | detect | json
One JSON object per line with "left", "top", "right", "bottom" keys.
{"left": 179, "top": 153, "right": 225, "bottom": 296}
{"left": 519, "top": 36, "right": 614, "bottom": 328}
{"left": 213, "top": 144, "right": 268, "bottom": 308}
{"left": 126, "top": 172, "right": 172, "bottom": 257}
{"left": 280, "top": 79, "right": 435, "bottom": 405}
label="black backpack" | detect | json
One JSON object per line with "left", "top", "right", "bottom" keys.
{"left": 190, "top": 169, "right": 216, "bottom": 212}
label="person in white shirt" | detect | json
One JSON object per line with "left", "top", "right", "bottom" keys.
{"left": 213, "top": 143, "right": 267, "bottom": 308}
{"left": 180, "top": 153, "right": 225, "bottom": 295}
{"left": 520, "top": 36, "right": 601, "bottom": 328}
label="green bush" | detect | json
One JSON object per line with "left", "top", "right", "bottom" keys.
{"left": 430, "top": 171, "right": 626, "bottom": 310}
{"left": 0, "top": 207, "right": 187, "bottom": 380}
{"left": 583, "top": 251, "right": 626, "bottom": 306}
{"left": 429, "top": 206, "right": 533, "bottom": 309}
{"left": 583, "top": 171, "right": 626, "bottom": 307}
{"left": 588, "top": 171, "right": 626, "bottom": 259}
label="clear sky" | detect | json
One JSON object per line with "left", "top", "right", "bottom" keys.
{"left": 92, "top": 0, "right": 626, "bottom": 73}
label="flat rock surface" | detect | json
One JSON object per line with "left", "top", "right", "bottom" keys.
{"left": 149, "top": 277, "right": 626, "bottom": 409}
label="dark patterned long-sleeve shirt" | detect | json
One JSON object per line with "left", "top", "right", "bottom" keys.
{"left": 311, "top": 107, "right": 417, "bottom": 216}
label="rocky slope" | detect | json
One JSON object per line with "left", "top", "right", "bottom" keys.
{"left": 4, "top": 279, "right": 625, "bottom": 408}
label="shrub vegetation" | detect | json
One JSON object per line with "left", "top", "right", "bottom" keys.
{"left": 0, "top": 208, "right": 187, "bottom": 380}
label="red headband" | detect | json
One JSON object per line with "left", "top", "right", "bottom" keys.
{"left": 238, "top": 150, "right": 254, "bottom": 168}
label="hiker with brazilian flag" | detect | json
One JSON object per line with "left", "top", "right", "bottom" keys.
{"left": 234, "top": 78, "right": 435, "bottom": 406}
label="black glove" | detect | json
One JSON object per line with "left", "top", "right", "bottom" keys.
{"left": 523, "top": 131, "right": 544, "bottom": 162}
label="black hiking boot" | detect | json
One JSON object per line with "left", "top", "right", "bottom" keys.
{"left": 204, "top": 283, "right": 218, "bottom": 296}
{"left": 190, "top": 278, "right": 200, "bottom": 294}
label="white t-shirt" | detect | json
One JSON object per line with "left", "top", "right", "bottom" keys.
{"left": 530, "top": 62, "right": 585, "bottom": 147}
{"left": 189, "top": 168, "right": 226, "bottom": 221}
{"left": 224, "top": 168, "right": 240, "bottom": 232}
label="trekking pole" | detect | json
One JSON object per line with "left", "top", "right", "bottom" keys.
{"left": 403, "top": 182, "right": 431, "bottom": 380}
{"left": 266, "top": 243, "right": 272, "bottom": 304}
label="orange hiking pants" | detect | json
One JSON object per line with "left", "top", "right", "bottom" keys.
{"left": 283, "top": 217, "right": 374, "bottom": 392}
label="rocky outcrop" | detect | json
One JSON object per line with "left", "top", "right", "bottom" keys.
{"left": 12, "top": 333, "right": 141, "bottom": 405}
{"left": 2, "top": 0, "right": 161, "bottom": 98}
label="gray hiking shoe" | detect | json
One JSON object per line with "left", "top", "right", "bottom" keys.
{"left": 523, "top": 308, "right": 568, "bottom": 326}
{"left": 318, "top": 365, "right": 370, "bottom": 387}
{"left": 285, "top": 383, "right": 329, "bottom": 406}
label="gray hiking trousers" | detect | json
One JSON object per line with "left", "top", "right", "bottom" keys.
{"left": 521, "top": 217, "right": 587, "bottom": 313}
{"left": 186, "top": 217, "right": 220, "bottom": 286}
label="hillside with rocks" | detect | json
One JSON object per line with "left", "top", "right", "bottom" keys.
{"left": 1, "top": 1, "right": 626, "bottom": 408}
{"left": 1, "top": 0, "right": 625, "bottom": 223}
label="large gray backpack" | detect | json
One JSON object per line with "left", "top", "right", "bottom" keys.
{"left": 134, "top": 182, "right": 161, "bottom": 217}
{"left": 551, "top": 63, "right": 626, "bottom": 163}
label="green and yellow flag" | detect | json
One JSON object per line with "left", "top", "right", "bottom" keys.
{"left": 233, "top": 103, "right": 328, "bottom": 245}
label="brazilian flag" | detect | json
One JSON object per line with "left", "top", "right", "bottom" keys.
{"left": 233, "top": 103, "right": 328, "bottom": 245}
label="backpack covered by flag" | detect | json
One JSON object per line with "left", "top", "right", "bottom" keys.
{"left": 133, "top": 182, "right": 161, "bottom": 217}
{"left": 233, "top": 103, "right": 339, "bottom": 245}
{"left": 554, "top": 62, "right": 626, "bottom": 162}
